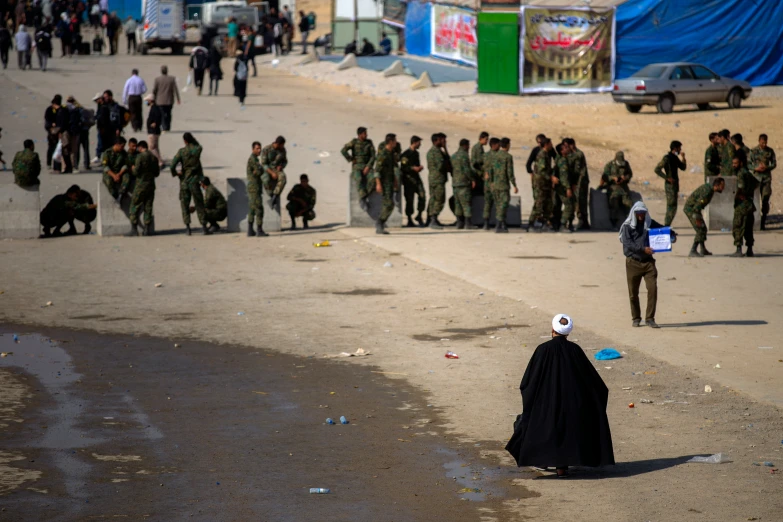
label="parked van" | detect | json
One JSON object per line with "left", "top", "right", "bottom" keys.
{"left": 138, "top": 0, "right": 187, "bottom": 55}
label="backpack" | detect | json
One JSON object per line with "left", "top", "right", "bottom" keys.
{"left": 108, "top": 103, "right": 123, "bottom": 127}
{"left": 81, "top": 107, "right": 96, "bottom": 128}
{"left": 307, "top": 12, "right": 316, "bottom": 30}
{"left": 236, "top": 59, "right": 248, "bottom": 81}
{"left": 193, "top": 50, "right": 207, "bottom": 70}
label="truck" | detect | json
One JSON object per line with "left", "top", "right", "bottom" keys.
{"left": 137, "top": 0, "right": 187, "bottom": 55}
{"left": 198, "top": 1, "right": 263, "bottom": 36}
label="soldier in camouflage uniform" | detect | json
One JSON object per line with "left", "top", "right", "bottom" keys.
{"left": 654, "top": 140, "right": 687, "bottom": 227}
{"left": 749, "top": 133, "right": 776, "bottom": 230}
{"left": 426, "top": 133, "right": 450, "bottom": 229}
{"left": 40, "top": 185, "right": 97, "bottom": 237}
{"left": 451, "top": 138, "right": 478, "bottom": 230}
{"left": 528, "top": 138, "right": 555, "bottom": 231}
{"left": 601, "top": 151, "right": 634, "bottom": 229}
{"left": 170, "top": 132, "right": 209, "bottom": 235}
{"left": 400, "top": 135, "right": 426, "bottom": 227}
{"left": 565, "top": 138, "right": 590, "bottom": 230}
{"left": 683, "top": 177, "right": 724, "bottom": 257}
{"left": 246, "top": 141, "right": 268, "bottom": 237}
{"left": 261, "top": 136, "right": 288, "bottom": 205}
{"left": 731, "top": 133, "right": 751, "bottom": 162}
{"left": 199, "top": 177, "right": 227, "bottom": 232}
{"left": 123, "top": 137, "right": 138, "bottom": 196}
{"left": 374, "top": 135, "right": 399, "bottom": 234}
{"left": 704, "top": 132, "right": 720, "bottom": 182}
{"left": 730, "top": 150, "right": 758, "bottom": 257}
{"left": 341, "top": 126, "right": 376, "bottom": 210}
{"left": 286, "top": 174, "right": 317, "bottom": 230}
{"left": 101, "top": 136, "right": 128, "bottom": 202}
{"left": 553, "top": 141, "right": 577, "bottom": 232}
{"left": 717, "top": 129, "right": 735, "bottom": 177}
{"left": 127, "top": 140, "right": 159, "bottom": 236}
{"left": 12, "top": 140, "right": 42, "bottom": 188}
{"left": 376, "top": 133, "right": 402, "bottom": 209}
{"left": 471, "top": 132, "right": 488, "bottom": 200}
{"left": 482, "top": 138, "right": 501, "bottom": 230}
{"left": 492, "top": 137, "right": 517, "bottom": 233}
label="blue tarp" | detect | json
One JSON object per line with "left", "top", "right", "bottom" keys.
{"left": 616, "top": 0, "right": 783, "bottom": 86}
{"left": 404, "top": 1, "right": 431, "bottom": 57}
{"left": 319, "top": 55, "right": 477, "bottom": 83}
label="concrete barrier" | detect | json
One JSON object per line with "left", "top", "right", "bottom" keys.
{"left": 382, "top": 59, "right": 405, "bottom": 77}
{"left": 468, "top": 195, "right": 523, "bottom": 227}
{"left": 704, "top": 176, "right": 760, "bottom": 231}
{"left": 410, "top": 71, "right": 433, "bottom": 90}
{"left": 337, "top": 53, "right": 358, "bottom": 71}
{"left": 0, "top": 179, "right": 41, "bottom": 239}
{"left": 298, "top": 52, "right": 319, "bottom": 65}
{"left": 590, "top": 188, "right": 643, "bottom": 231}
{"left": 347, "top": 176, "right": 402, "bottom": 228}
{"left": 225, "top": 178, "right": 282, "bottom": 233}
{"left": 96, "top": 181, "right": 133, "bottom": 236}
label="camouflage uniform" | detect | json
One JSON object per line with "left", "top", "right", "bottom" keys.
{"left": 246, "top": 153, "right": 264, "bottom": 225}
{"left": 704, "top": 144, "right": 720, "bottom": 182}
{"left": 749, "top": 145, "right": 776, "bottom": 219}
{"left": 733, "top": 165, "right": 758, "bottom": 248}
{"left": 426, "top": 145, "right": 449, "bottom": 220}
{"left": 553, "top": 153, "right": 576, "bottom": 227}
{"left": 377, "top": 142, "right": 402, "bottom": 195}
{"left": 341, "top": 137, "right": 376, "bottom": 200}
{"left": 683, "top": 183, "right": 715, "bottom": 243}
{"left": 654, "top": 152, "right": 686, "bottom": 226}
{"left": 451, "top": 148, "right": 477, "bottom": 219}
{"left": 101, "top": 148, "right": 129, "bottom": 199}
{"left": 261, "top": 143, "right": 288, "bottom": 197}
{"left": 529, "top": 148, "right": 553, "bottom": 225}
{"left": 602, "top": 156, "right": 634, "bottom": 226}
{"left": 12, "top": 149, "right": 42, "bottom": 188}
{"left": 286, "top": 184, "right": 317, "bottom": 221}
{"left": 569, "top": 148, "right": 589, "bottom": 226}
{"left": 492, "top": 150, "right": 516, "bottom": 222}
{"left": 482, "top": 149, "right": 497, "bottom": 221}
{"left": 124, "top": 150, "right": 138, "bottom": 195}
{"left": 204, "top": 184, "right": 227, "bottom": 224}
{"left": 374, "top": 146, "right": 397, "bottom": 224}
{"left": 170, "top": 143, "right": 206, "bottom": 226}
{"left": 718, "top": 143, "right": 735, "bottom": 177}
{"left": 400, "top": 148, "right": 426, "bottom": 218}
{"left": 129, "top": 150, "right": 159, "bottom": 227}
{"left": 470, "top": 141, "right": 485, "bottom": 194}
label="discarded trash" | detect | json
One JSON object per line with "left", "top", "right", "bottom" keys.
{"left": 154, "top": 283, "right": 163, "bottom": 288}
{"left": 704, "top": 385, "right": 712, "bottom": 393}
{"left": 0, "top": 352, "right": 12, "bottom": 358}
{"left": 594, "top": 348, "right": 622, "bottom": 360}
{"left": 640, "top": 399, "right": 654, "bottom": 404}
{"left": 340, "top": 416, "right": 349, "bottom": 424}
{"left": 271, "top": 59, "right": 280, "bottom": 67}
{"left": 763, "top": 461, "right": 774, "bottom": 467}
{"left": 324, "top": 348, "right": 370, "bottom": 358}
{"left": 445, "top": 351, "right": 460, "bottom": 359}
{"left": 690, "top": 165, "right": 703, "bottom": 174}
{"left": 687, "top": 453, "right": 729, "bottom": 464}
{"left": 715, "top": 364, "right": 721, "bottom": 369}
{"left": 644, "top": 371, "right": 657, "bottom": 375}
{"left": 628, "top": 403, "right": 635, "bottom": 408}
{"left": 309, "top": 488, "right": 330, "bottom": 494}
{"left": 458, "top": 488, "right": 481, "bottom": 494}
{"left": 313, "top": 241, "right": 331, "bottom": 247}
{"left": 622, "top": 387, "right": 632, "bottom": 391}
{"left": 758, "top": 346, "right": 773, "bottom": 350}
{"left": 45, "top": 301, "right": 53, "bottom": 307}
{"left": 174, "top": 343, "right": 181, "bottom": 348}
{"left": 237, "top": 312, "right": 245, "bottom": 316}
{"left": 531, "top": 114, "right": 539, "bottom": 119}
{"left": 383, "top": 261, "right": 393, "bottom": 268}
{"left": 326, "top": 418, "right": 335, "bottom": 425}
{"left": 313, "top": 160, "right": 321, "bottom": 164}
{"left": 12, "top": 334, "right": 19, "bottom": 342}
{"left": 318, "top": 151, "right": 330, "bottom": 158}
{"left": 721, "top": 228, "right": 730, "bottom": 232}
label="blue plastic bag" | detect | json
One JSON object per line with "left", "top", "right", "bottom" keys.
{"left": 594, "top": 348, "right": 622, "bottom": 361}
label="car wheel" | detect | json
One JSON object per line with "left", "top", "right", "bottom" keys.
{"left": 657, "top": 94, "right": 674, "bottom": 114}
{"left": 625, "top": 104, "right": 642, "bottom": 114}
{"left": 728, "top": 89, "right": 742, "bottom": 109}
{"left": 697, "top": 103, "right": 710, "bottom": 110}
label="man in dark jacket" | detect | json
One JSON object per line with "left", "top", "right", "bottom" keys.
{"left": 44, "top": 94, "right": 63, "bottom": 168}
{"left": 96, "top": 89, "right": 123, "bottom": 155}
{"left": 145, "top": 94, "right": 163, "bottom": 167}
{"left": 0, "top": 24, "right": 11, "bottom": 69}
{"left": 34, "top": 25, "right": 52, "bottom": 70}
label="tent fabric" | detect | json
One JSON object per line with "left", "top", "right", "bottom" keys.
{"left": 404, "top": 1, "right": 432, "bottom": 57}
{"left": 616, "top": 0, "right": 783, "bottom": 86}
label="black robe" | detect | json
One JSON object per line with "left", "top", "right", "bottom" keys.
{"left": 505, "top": 336, "right": 615, "bottom": 468}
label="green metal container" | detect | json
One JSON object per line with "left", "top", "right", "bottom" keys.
{"left": 477, "top": 12, "right": 519, "bottom": 95}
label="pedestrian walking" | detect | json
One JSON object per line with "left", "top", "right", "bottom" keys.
{"left": 208, "top": 40, "right": 223, "bottom": 95}
{"left": 122, "top": 68, "right": 147, "bottom": 132}
{"left": 619, "top": 201, "right": 677, "bottom": 328}
{"left": 145, "top": 94, "right": 163, "bottom": 167}
{"left": 43, "top": 94, "right": 63, "bottom": 169}
{"left": 55, "top": 12, "right": 70, "bottom": 56}
{"left": 654, "top": 140, "right": 687, "bottom": 226}
{"left": 188, "top": 45, "right": 208, "bottom": 95}
{"left": 506, "top": 314, "right": 615, "bottom": 479}
{"left": 34, "top": 24, "right": 51, "bottom": 71}
{"left": 241, "top": 29, "right": 256, "bottom": 77}
{"left": 76, "top": 99, "right": 95, "bottom": 171}
{"left": 684, "top": 177, "right": 725, "bottom": 257}
{"left": 226, "top": 16, "right": 238, "bottom": 56}
{"left": 152, "top": 65, "right": 180, "bottom": 131}
{"left": 233, "top": 53, "right": 248, "bottom": 106}
{"left": 106, "top": 11, "right": 120, "bottom": 55}
{"left": 0, "top": 22, "right": 12, "bottom": 69}
{"left": 65, "top": 96, "right": 83, "bottom": 173}
{"left": 14, "top": 23, "right": 31, "bottom": 69}
{"left": 123, "top": 15, "right": 136, "bottom": 54}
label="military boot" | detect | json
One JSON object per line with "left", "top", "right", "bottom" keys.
{"left": 729, "top": 246, "right": 744, "bottom": 257}
{"left": 126, "top": 223, "right": 139, "bottom": 237}
{"left": 289, "top": 213, "right": 297, "bottom": 231}
{"left": 186, "top": 225, "right": 192, "bottom": 236}
{"left": 483, "top": 220, "right": 490, "bottom": 231}
{"left": 202, "top": 225, "right": 213, "bottom": 235}
{"left": 247, "top": 222, "right": 256, "bottom": 237}
{"left": 699, "top": 242, "right": 712, "bottom": 256}
{"left": 415, "top": 212, "right": 425, "bottom": 227}
{"left": 456, "top": 217, "right": 465, "bottom": 230}
{"left": 359, "top": 196, "right": 369, "bottom": 212}
{"left": 375, "top": 220, "right": 389, "bottom": 235}
{"left": 688, "top": 241, "right": 703, "bottom": 257}
{"left": 745, "top": 246, "right": 754, "bottom": 257}
{"left": 760, "top": 215, "right": 767, "bottom": 231}
{"left": 429, "top": 217, "right": 443, "bottom": 230}
{"left": 303, "top": 219, "right": 309, "bottom": 230}
{"left": 256, "top": 225, "right": 269, "bottom": 237}
{"left": 496, "top": 221, "right": 508, "bottom": 234}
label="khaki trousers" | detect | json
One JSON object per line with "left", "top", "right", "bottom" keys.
{"left": 625, "top": 257, "right": 657, "bottom": 322}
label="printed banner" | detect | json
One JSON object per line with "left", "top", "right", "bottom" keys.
{"left": 519, "top": 6, "right": 615, "bottom": 93}
{"left": 383, "top": 0, "right": 407, "bottom": 28}
{"left": 431, "top": 4, "right": 477, "bottom": 67}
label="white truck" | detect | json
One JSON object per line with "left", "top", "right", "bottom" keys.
{"left": 137, "top": 0, "right": 187, "bottom": 55}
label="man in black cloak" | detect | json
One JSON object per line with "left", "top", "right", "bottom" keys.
{"left": 505, "top": 314, "right": 615, "bottom": 478}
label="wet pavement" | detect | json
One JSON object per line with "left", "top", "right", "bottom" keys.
{"left": 0, "top": 327, "right": 522, "bottom": 521}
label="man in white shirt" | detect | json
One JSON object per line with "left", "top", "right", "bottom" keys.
{"left": 122, "top": 68, "right": 147, "bottom": 132}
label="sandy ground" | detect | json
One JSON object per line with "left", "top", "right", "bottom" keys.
{"left": 1, "top": 40, "right": 783, "bottom": 521}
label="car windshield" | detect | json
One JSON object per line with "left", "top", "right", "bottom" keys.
{"left": 632, "top": 65, "right": 667, "bottom": 79}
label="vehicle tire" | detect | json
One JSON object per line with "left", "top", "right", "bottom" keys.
{"left": 625, "top": 104, "right": 642, "bottom": 114}
{"left": 172, "top": 44, "right": 184, "bottom": 55}
{"left": 697, "top": 103, "right": 710, "bottom": 111}
{"left": 728, "top": 89, "right": 742, "bottom": 109}
{"left": 140, "top": 44, "right": 148, "bottom": 55}
{"left": 657, "top": 94, "right": 674, "bottom": 114}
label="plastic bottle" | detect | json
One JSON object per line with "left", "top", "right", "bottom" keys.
{"left": 339, "top": 416, "right": 348, "bottom": 424}
{"left": 326, "top": 418, "right": 335, "bottom": 425}
{"left": 309, "top": 488, "right": 330, "bottom": 494}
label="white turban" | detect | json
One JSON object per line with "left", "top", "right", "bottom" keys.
{"left": 552, "top": 314, "right": 573, "bottom": 336}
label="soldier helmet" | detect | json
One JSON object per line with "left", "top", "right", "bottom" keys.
{"left": 615, "top": 151, "right": 626, "bottom": 166}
